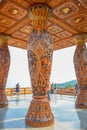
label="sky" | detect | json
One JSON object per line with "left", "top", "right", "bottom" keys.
{"left": 6, "top": 45, "right": 77, "bottom": 88}
{"left": 50, "top": 46, "right": 76, "bottom": 84}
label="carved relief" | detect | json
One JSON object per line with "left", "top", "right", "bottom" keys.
{"left": 73, "top": 33, "right": 87, "bottom": 108}
{"left": 26, "top": 97, "right": 54, "bottom": 127}
{"left": 27, "top": 29, "right": 53, "bottom": 96}
{"left": 0, "top": 34, "right": 10, "bottom": 107}
{"left": 74, "top": 44, "right": 86, "bottom": 83}
{"left": 26, "top": 29, "right": 54, "bottom": 127}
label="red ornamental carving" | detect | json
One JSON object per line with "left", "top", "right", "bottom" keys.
{"left": 0, "top": 34, "right": 10, "bottom": 107}
{"left": 74, "top": 33, "right": 87, "bottom": 108}
{"left": 26, "top": 29, "right": 54, "bottom": 127}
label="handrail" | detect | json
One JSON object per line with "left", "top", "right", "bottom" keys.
{"left": 5, "top": 87, "right": 32, "bottom": 96}
{"left": 57, "top": 88, "right": 76, "bottom": 96}
{"left": 5, "top": 87, "right": 76, "bottom": 96}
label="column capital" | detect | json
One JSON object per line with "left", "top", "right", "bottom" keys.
{"left": 0, "top": 33, "right": 11, "bottom": 46}
{"left": 28, "top": 4, "right": 52, "bottom": 31}
{"left": 74, "top": 33, "right": 87, "bottom": 45}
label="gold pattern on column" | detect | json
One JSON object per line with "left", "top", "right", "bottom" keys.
{"left": 73, "top": 32, "right": 87, "bottom": 109}
{"left": 26, "top": 3, "right": 54, "bottom": 127}
{"left": 0, "top": 34, "right": 10, "bottom": 47}
{"left": 0, "top": 34, "right": 10, "bottom": 107}
{"left": 26, "top": 29, "right": 54, "bottom": 127}
{"left": 28, "top": 4, "right": 52, "bottom": 31}
{"left": 74, "top": 33, "right": 87, "bottom": 45}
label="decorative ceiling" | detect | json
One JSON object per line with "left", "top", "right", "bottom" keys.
{"left": 0, "top": 0, "right": 87, "bottom": 50}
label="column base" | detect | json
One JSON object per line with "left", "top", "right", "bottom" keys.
{"left": 0, "top": 91, "right": 8, "bottom": 108}
{"left": 75, "top": 91, "right": 87, "bottom": 109}
{"left": 25, "top": 96, "right": 54, "bottom": 127}
{"left": 75, "top": 104, "right": 87, "bottom": 109}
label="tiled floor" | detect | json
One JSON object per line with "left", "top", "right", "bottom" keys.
{"left": 0, "top": 94, "right": 87, "bottom": 130}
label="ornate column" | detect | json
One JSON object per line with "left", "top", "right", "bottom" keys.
{"left": 25, "top": 3, "right": 54, "bottom": 127}
{"left": 0, "top": 34, "right": 10, "bottom": 107}
{"left": 73, "top": 33, "right": 87, "bottom": 108}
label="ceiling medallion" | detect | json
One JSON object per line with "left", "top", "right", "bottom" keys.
{"left": 28, "top": 4, "right": 52, "bottom": 31}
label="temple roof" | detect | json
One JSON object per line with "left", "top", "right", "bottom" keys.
{"left": 0, "top": 0, "right": 87, "bottom": 50}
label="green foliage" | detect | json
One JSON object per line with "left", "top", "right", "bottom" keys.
{"left": 54, "top": 80, "right": 77, "bottom": 89}
{"left": 65, "top": 84, "right": 75, "bottom": 88}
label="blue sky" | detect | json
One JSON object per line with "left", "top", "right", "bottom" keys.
{"left": 6, "top": 45, "right": 76, "bottom": 88}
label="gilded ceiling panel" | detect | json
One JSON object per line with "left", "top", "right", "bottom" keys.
{"left": 56, "top": 31, "right": 72, "bottom": 39}
{"left": 48, "top": 0, "right": 67, "bottom": 8}
{"left": 51, "top": 35, "right": 60, "bottom": 43}
{"left": 78, "top": 24, "right": 87, "bottom": 32}
{"left": 8, "top": 38, "right": 27, "bottom": 49}
{"left": 12, "top": 0, "right": 30, "bottom": 9}
{"left": 48, "top": 25, "right": 63, "bottom": 34}
{"left": 6, "top": 16, "right": 31, "bottom": 34}
{"left": 54, "top": 1, "right": 78, "bottom": 18}
{"left": 12, "top": 31, "right": 27, "bottom": 39}
{"left": 1, "top": 1, "right": 27, "bottom": 20}
{"left": 0, "top": 14, "right": 16, "bottom": 27}
{"left": 67, "top": 14, "right": 87, "bottom": 27}
{"left": 20, "top": 25, "right": 32, "bottom": 34}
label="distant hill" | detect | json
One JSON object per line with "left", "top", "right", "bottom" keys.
{"left": 55, "top": 80, "right": 77, "bottom": 88}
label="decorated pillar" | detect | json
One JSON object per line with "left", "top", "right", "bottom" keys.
{"left": 25, "top": 3, "right": 54, "bottom": 127}
{"left": 0, "top": 34, "right": 10, "bottom": 107}
{"left": 73, "top": 33, "right": 87, "bottom": 108}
